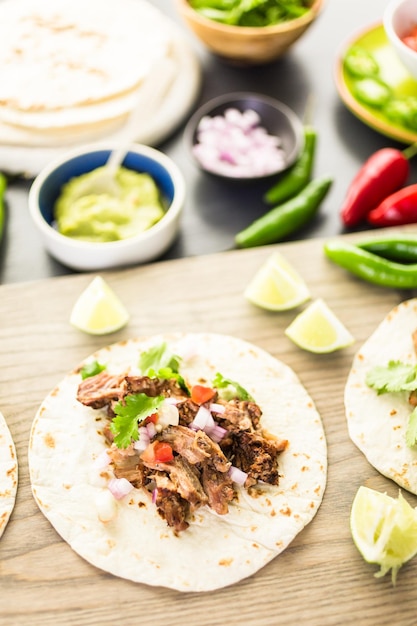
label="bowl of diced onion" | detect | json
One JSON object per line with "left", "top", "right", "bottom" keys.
{"left": 184, "top": 92, "right": 304, "bottom": 181}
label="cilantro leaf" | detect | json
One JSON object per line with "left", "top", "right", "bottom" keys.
{"left": 148, "top": 366, "right": 190, "bottom": 395}
{"left": 406, "top": 407, "right": 417, "bottom": 449}
{"left": 139, "top": 342, "right": 182, "bottom": 375}
{"left": 212, "top": 372, "right": 254, "bottom": 401}
{"left": 80, "top": 360, "right": 106, "bottom": 380}
{"left": 366, "top": 361, "right": 417, "bottom": 395}
{"left": 110, "top": 393, "right": 164, "bottom": 448}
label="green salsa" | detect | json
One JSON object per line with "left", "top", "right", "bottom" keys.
{"left": 55, "top": 166, "right": 165, "bottom": 243}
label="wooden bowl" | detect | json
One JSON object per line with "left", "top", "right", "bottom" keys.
{"left": 175, "top": 0, "right": 325, "bottom": 65}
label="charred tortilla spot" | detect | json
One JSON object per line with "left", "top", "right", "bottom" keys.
{"left": 280, "top": 506, "right": 291, "bottom": 516}
{"left": 219, "top": 558, "right": 233, "bottom": 566}
{"left": 44, "top": 433, "right": 55, "bottom": 448}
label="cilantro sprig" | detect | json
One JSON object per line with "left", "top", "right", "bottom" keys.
{"left": 80, "top": 360, "right": 106, "bottom": 380}
{"left": 212, "top": 372, "right": 254, "bottom": 401}
{"left": 110, "top": 393, "right": 164, "bottom": 448}
{"left": 366, "top": 361, "right": 417, "bottom": 395}
{"left": 366, "top": 360, "right": 417, "bottom": 449}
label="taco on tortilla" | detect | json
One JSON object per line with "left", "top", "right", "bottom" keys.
{"left": 345, "top": 298, "right": 417, "bottom": 494}
{"left": 29, "top": 333, "right": 327, "bottom": 591}
{"left": 0, "top": 410, "right": 18, "bottom": 538}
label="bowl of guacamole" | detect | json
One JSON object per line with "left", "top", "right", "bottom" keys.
{"left": 28, "top": 144, "right": 186, "bottom": 271}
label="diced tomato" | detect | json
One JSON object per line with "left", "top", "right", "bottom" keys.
{"left": 191, "top": 384, "right": 216, "bottom": 404}
{"left": 141, "top": 441, "right": 174, "bottom": 464}
{"left": 144, "top": 412, "right": 158, "bottom": 425}
{"left": 401, "top": 26, "right": 417, "bottom": 52}
{"left": 402, "top": 35, "right": 417, "bottom": 52}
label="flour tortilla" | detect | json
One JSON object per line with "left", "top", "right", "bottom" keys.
{"left": 0, "top": 411, "right": 18, "bottom": 538}
{"left": 345, "top": 298, "right": 417, "bottom": 493}
{"left": 0, "top": 0, "right": 177, "bottom": 146}
{"left": 28, "top": 333, "right": 327, "bottom": 592}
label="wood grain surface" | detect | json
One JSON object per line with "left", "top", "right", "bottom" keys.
{"left": 1, "top": 230, "right": 417, "bottom": 626}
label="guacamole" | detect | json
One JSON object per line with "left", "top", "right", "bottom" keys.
{"left": 55, "top": 167, "right": 165, "bottom": 243}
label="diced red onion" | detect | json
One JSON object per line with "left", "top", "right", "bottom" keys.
{"left": 193, "top": 107, "right": 286, "bottom": 178}
{"left": 189, "top": 405, "right": 214, "bottom": 431}
{"left": 228, "top": 465, "right": 248, "bottom": 486}
{"left": 164, "top": 396, "right": 180, "bottom": 405}
{"left": 133, "top": 426, "right": 150, "bottom": 452}
{"left": 108, "top": 477, "right": 134, "bottom": 500}
{"left": 93, "top": 448, "right": 111, "bottom": 470}
{"left": 152, "top": 487, "right": 158, "bottom": 504}
{"left": 208, "top": 424, "right": 227, "bottom": 443}
{"left": 209, "top": 402, "right": 225, "bottom": 415}
{"left": 146, "top": 422, "right": 157, "bottom": 438}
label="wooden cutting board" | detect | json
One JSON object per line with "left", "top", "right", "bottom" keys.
{"left": 1, "top": 230, "right": 417, "bottom": 626}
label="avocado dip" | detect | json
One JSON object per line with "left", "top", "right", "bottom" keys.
{"left": 54, "top": 166, "right": 165, "bottom": 243}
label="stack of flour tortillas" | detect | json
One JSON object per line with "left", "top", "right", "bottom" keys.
{"left": 0, "top": 0, "right": 200, "bottom": 175}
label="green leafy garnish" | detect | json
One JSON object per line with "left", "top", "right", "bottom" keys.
{"left": 189, "top": 0, "right": 312, "bottom": 27}
{"left": 110, "top": 393, "right": 164, "bottom": 448}
{"left": 139, "top": 342, "right": 182, "bottom": 375}
{"left": 139, "top": 342, "right": 190, "bottom": 394}
{"left": 147, "top": 366, "right": 190, "bottom": 395}
{"left": 406, "top": 407, "right": 417, "bottom": 449}
{"left": 212, "top": 372, "right": 254, "bottom": 401}
{"left": 80, "top": 360, "right": 107, "bottom": 380}
{"left": 366, "top": 361, "right": 417, "bottom": 394}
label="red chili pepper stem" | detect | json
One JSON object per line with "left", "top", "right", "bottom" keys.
{"left": 402, "top": 141, "right": 417, "bottom": 160}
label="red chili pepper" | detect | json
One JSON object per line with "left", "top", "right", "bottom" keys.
{"left": 367, "top": 183, "right": 417, "bottom": 226}
{"left": 340, "top": 143, "right": 417, "bottom": 227}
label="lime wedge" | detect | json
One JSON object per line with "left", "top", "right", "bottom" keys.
{"left": 244, "top": 252, "right": 310, "bottom": 311}
{"left": 350, "top": 486, "right": 417, "bottom": 583}
{"left": 284, "top": 298, "right": 354, "bottom": 353}
{"left": 70, "top": 276, "right": 129, "bottom": 335}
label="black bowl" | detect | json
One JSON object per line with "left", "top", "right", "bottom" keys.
{"left": 184, "top": 92, "right": 304, "bottom": 181}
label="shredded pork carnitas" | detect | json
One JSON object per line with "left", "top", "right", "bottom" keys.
{"left": 77, "top": 372, "right": 288, "bottom": 533}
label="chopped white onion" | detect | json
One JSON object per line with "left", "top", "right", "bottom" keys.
{"left": 228, "top": 465, "right": 248, "bottom": 486}
{"left": 107, "top": 477, "right": 134, "bottom": 500}
{"left": 95, "top": 489, "right": 118, "bottom": 523}
{"left": 157, "top": 400, "right": 180, "bottom": 428}
{"left": 192, "top": 107, "right": 286, "bottom": 178}
{"left": 93, "top": 448, "right": 111, "bottom": 470}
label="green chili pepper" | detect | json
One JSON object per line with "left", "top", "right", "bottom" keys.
{"left": 343, "top": 46, "right": 380, "bottom": 79}
{"left": 353, "top": 77, "right": 392, "bottom": 109}
{"left": 0, "top": 173, "right": 7, "bottom": 244}
{"left": 263, "top": 125, "right": 317, "bottom": 205}
{"left": 357, "top": 234, "right": 417, "bottom": 263}
{"left": 323, "top": 239, "right": 417, "bottom": 289}
{"left": 236, "top": 174, "right": 332, "bottom": 249}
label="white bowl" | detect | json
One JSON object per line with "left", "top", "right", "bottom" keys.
{"left": 384, "top": 0, "right": 417, "bottom": 80}
{"left": 29, "top": 144, "right": 185, "bottom": 271}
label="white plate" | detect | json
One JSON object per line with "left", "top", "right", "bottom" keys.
{"left": 0, "top": 24, "right": 201, "bottom": 177}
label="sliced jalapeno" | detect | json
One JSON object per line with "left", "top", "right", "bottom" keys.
{"left": 344, "top": 46, "right": 380, "bottom": 78}
{"left": 353, "top": 77, "right": 392, "bottom": 109}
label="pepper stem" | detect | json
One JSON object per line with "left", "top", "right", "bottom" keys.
{"left": 402, "top": 141, "right": 417, "bottom": 160}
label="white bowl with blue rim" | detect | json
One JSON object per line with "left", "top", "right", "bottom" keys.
{"left": 28, "top": 143, "right": 185, "bottom": 271}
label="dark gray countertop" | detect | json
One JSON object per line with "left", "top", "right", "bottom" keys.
{"left": 1, "top": 0, "right": 415, "bottom": 284}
